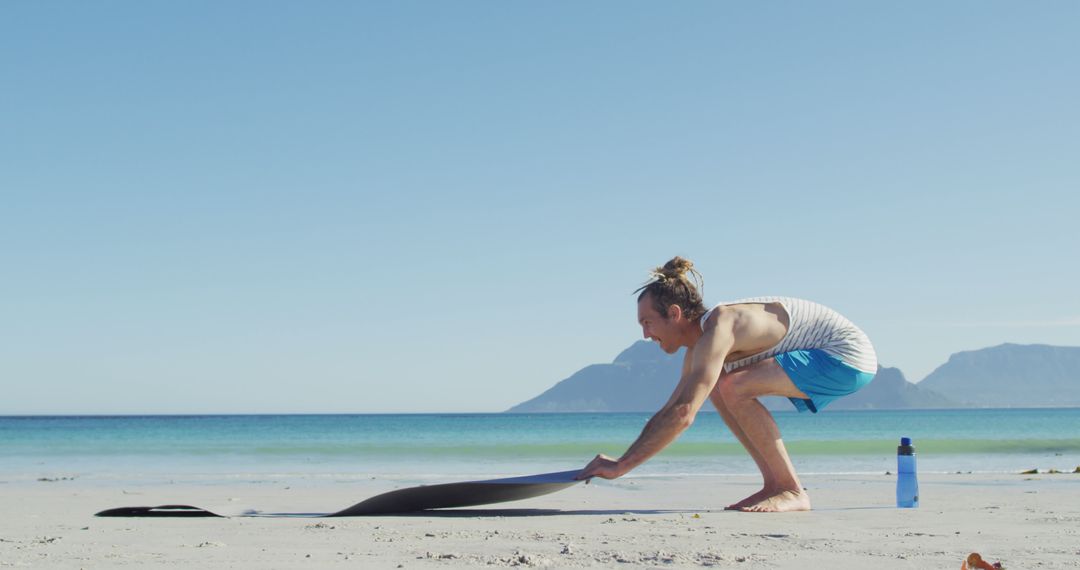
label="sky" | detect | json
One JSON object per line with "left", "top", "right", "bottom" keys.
{"left": 2, "top": 1, "right": 1078, "bottom": 414}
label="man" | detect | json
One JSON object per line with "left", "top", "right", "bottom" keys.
{"left": 576, "top": 256, "right": 876, "bottom": 512}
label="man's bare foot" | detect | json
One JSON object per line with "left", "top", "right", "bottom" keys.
{"left": 739, "top": 490, "right": 811, "bottom": 513}
{"left": 725, "top": 488, "right": 773, "bottom": 510}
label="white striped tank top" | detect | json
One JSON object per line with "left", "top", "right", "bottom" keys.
{"left": 699, "top": 297, "right": 877, "bottom": 374}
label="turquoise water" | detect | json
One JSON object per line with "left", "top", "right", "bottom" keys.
{"left": 3, "top": 410, "right": 1079, "bottom": 484}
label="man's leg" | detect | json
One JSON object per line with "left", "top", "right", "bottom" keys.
{"left": 717, "top": 358, "right": 813, "bottom": 513}
{"left": 707, "top": 382, "right": 777, "bottom": 509}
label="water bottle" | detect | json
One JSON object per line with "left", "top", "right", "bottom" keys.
{"left": 896, "top": 436, "right": 919, "bottom": 508}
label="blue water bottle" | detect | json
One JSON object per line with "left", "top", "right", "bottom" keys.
{"left": 896, "top": 437, "right": 919, "bottom": 508}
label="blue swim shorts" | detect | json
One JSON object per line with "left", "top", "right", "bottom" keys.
{"left": 775, "top": 349, "right": 875, "bottom": 413}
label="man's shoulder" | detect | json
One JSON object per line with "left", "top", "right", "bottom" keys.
{"left": 705, "top": 304, "right": 747, "bottom": 325}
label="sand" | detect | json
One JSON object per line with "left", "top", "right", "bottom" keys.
{"left": 1, "top": 472, "right": 1077, "bottom": 569}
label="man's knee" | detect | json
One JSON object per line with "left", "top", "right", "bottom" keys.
{"left": 717, "top": 374, "right": 750, "bottom": 405}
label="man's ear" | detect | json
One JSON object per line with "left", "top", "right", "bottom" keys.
{"left": 668, "top": 304, "right": 683, "bottom": 321}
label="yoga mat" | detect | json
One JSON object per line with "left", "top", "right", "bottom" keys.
{"left": 95, "top": 470, "right": 584, "bottom": 518}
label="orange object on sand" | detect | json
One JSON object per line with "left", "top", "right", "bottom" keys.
{"left": 960, "top": 552, "right": 1000, "bottom": 570}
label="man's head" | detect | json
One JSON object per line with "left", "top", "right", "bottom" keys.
{"left": 634, "top": 256, "right": 706, "bottom": 353}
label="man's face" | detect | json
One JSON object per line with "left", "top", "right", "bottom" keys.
{"left": 637, "top": 295, "right": 679, "bottom": 354}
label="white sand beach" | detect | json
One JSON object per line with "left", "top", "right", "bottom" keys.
{"left": 2, "top": 472, "right": 1077, "bottom": 569}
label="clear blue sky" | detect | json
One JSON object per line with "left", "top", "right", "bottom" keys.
{"left": 2, "top": 1, "right": 1077, "bottom": 414}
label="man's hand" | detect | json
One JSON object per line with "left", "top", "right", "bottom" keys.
{"left": 575, "top": 453, "right": 625, "bottom": 481}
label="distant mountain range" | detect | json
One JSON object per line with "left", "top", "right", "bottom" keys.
{"left": 506, "top": 342, "right": 1078, "bottom": 413}
{"left": 919, "top": 343, "right": 1080, "bottom": 407}
{"left": 507, "top": 341, "right": 683, "bottom": 413}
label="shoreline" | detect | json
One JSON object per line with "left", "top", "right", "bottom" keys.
{"left": 5, "top": 449, "right": 1080, "bottom": 490}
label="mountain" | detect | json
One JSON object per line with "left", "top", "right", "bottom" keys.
{"left": 827, "top": 366, "right": 959, "bottom": 410}
{"left": 506, "top": 341, "right": 683, "bottom": 413}
{"left": 917, "top": 343, "right": 1080, "bottom": 407}
{"left": 506, "top": 341, "right": 957, "bottom": 413}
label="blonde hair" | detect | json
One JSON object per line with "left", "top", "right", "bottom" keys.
{"left": 634, "top": 256, "right": 706, "bottom": 321}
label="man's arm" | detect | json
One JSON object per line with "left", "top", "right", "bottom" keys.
{"left": 577, "top": 314, "right": 735, "bottom": 479}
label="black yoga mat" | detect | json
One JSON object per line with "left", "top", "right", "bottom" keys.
{"left": 95, "top": 470, "right": 584, "bottom": 518}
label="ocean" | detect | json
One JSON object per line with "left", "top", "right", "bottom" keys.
{"left": 3, "top": 409, "right": 1079, "bottom": 486}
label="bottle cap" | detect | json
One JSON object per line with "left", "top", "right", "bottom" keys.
{"left": 901, "top": 437, "right": 911, "bottom": 446}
